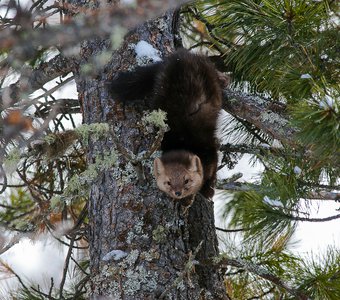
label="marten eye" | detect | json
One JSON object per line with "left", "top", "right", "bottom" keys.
{"left": 184, "top": 179, "right": 189, "bottom": 184}
{"left": 165, "top": 181, "right": 171, "bottom": 186}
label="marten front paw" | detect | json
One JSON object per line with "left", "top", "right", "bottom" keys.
{"left": 180, "top": 196, "right": 195, "bottom": 216}
{"left": 181, "top": 196, "right": 195, "bottom": 207}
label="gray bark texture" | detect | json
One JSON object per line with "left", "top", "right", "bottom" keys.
{"left": 76, "top": 6, "right": 227, "bottom": 300}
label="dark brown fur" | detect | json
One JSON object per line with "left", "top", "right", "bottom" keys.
{"left": 111, "top": 49, "right": 222, "bottom": 199}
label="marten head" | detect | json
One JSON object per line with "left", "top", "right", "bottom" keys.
{"left": 153, "top": 151, "right": 203, "bottom": 200}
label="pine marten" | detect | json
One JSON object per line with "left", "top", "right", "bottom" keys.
{"left": 110, "top": 49, "right": 222, "bottom": 202}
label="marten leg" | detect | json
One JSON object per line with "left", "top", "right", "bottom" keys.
{"left": 200, "top": 178, "right": 216, "bottom": 199}
{"left": 180, "top": 195, "right": 195, "bottom": 215}
{"left": 200, "top": 151, "right": 218, "bottom": 199}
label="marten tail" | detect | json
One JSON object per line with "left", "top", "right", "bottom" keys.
{"left": 110, "top": 62, "right": 163, "bottom": 102}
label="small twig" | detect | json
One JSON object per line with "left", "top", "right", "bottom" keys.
{"left": 139, "top": 127, "right": 167, "bottom": 161}
{"left": 0, "top": 260, "right": 45, "bottom": 298}
{"left": 59, "top": 234, "right": 76, "bottom": 299}
{"left": 72, "top": 274, "right": 90, "bottom": 300}
{"left": 27, "top": 75, "right": 75, "bottom": 105}
{"left": 48, "top": 277, "right": 54, "bottom": 297}
{"left": 284, "top": 213, "right": 340, "bottom": 223}
{"left": 46, "top": 224, "right": 88, "bottom": 250}
{"left": 0, "top": 233, "right": 21, "bottom": 255}
{"left": 215, "top": 226, "right": 248, "bottom": 233}
{"left": 0, "top": 164, "right": 8, "bottom": 194}
{"left": 70, "top": 255, "right": 89, "bottom": 276}
{"left": 30, "top": 285, "right": 56, "bottom": 300}
{"left": 111, "top": 129, "right": 137, "bottom": 163}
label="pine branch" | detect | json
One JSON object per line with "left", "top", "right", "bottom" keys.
{"left": 285, "top": 213, "right": 340, "bottom": 223}
{"left": 0, "top": 1, "right": 189, "bottom": 61}
{"left": 214, "top": 257, "right": 309, "bottom": 300}
{"left": 220, "top": 143, "right": 280, "bottom": 156}
{"left": 0, "top": 54, "right": 76, "bottom": 108}
{"left": 218, "top": 181, "right": 340, "bottom": 201}
{"left": 222, "top": 89, "right": 297, "bottom": 146}
{"left": 186, "top": 6, "right": 235, "bottom": 49}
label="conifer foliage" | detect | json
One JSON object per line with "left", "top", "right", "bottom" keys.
{"left": 185, "top": 0, "right": 340, "bottom": 298}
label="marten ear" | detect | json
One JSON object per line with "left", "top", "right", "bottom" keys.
{"left": 189, "top": 155, "right": 203, "bottom": 174}
{"left": 154, "top": 158, "right": 165, "bottom": 178}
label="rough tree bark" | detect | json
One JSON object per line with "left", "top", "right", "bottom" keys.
{"left": 76, "top": 6, "right": 226, "bottom": 300}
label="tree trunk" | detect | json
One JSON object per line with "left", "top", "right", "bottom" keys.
{"left": 77, "top": 7, "right": 226, "bottom": 300}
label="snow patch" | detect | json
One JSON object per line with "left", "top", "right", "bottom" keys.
{"left": 293, "top": 166, "right": 302, "bottom": 175}
{"left": 121, "top": 0, "right": 136, "bottom": 6}
{"left": 102, "top": 249, "right": 128, "bottom": 261}
{"left": 259, "top": 143, "right": 271, "bottom": 149}
{"left": 300, "top": 74, "right": 312, "bottom": 79}
{"left": 263, "top": 196, "right": 284, "bottom": 208}
{"left": 135, "top": 41, "right": 162, "bottom": 63}
{"left": 319, "top": 95, "right": 335, "bottom": 109}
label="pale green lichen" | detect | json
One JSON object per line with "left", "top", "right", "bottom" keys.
{"left": 89, "top": 248, "right": 162, "bottom": 298}
{"left": 123, "top": 249, "right": 139, "bottom": 267}
{"left": 43, "top": 134, "right": 57, "bottom": 145}
{"left": 127, "top": 220, "right": 146, "bottom": 244}
{"left": 63, "top": 149, "right": 117, "bottom": 201}
{"left": 50, "top": 196, "right": 63, "bottom": 211}
{"left": 95, "top": 51, "right": 112, "bottom": 67}
{"left": 119, "top": 161, "right": 138, "bottom": 186}
{"left": 96, "top": 150, "right": 118, "bottom": 170}
{"left": 213, "top": 252, "right": 228, "bottom": 264}
{"left": 123, "top": 265, "right": 158, "bottom": 295}
{"left": 110, "top": 26, "right": 128, "bottom": 50}
{"left": 152, "top": 225, "right": 168, "bottom": 243}
{"left": 80, "top": 63, "right": 92, "bottom": 75}
{"left": 75, "top": 123, "right": 110, "bottom": 145}
{"left": 261, "top": 111, "right": 288, "bottom": 126}
{"left": 15, "top": 220, "right": 35, "bottom": 232}
{"left": 140, "top": 249, "right": 160, "bottom": 262}
{"left": 64, "top": 172, "right": 90, "bottom": 198}
{"left": 3, "top": 148, "right": 21, "bottom": 174}
{"left": 142, "top": 109, "right": 168, "bottom": 129}
{"left": 126, "top": 231, "right": 135, "bottom": 244}
{"left": 89, "top": 265, "right": 121, "bottom": 298}
{"left": 61, "top": 124, "right": 114, "bottom": 200}
{"left": 134, "top": 220, "right": 144, "bottom": 234}
{"left": 176, "top": 279, "right": 186, "bottom": 292}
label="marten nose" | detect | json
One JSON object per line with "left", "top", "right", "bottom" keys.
{"left": 175, "top": 191, "right": 182, "bottom": 197}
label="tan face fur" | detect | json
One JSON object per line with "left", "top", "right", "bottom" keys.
{"left": 153, "top": 154, "right": 203, "bottom": 200}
